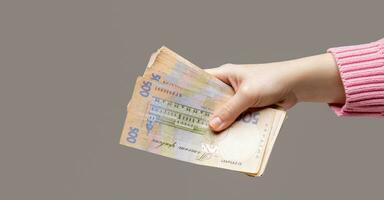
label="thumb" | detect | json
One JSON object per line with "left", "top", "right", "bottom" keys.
{"left": 209, "top": 91, "right": 254, "bottom": 132}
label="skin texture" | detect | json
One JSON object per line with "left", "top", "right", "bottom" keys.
{"left": 206, "top": 53, "right": 346, "bottom": 132}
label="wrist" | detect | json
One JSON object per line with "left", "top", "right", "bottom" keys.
{"left": 291, "top": 53, "right": 346, "bottom": 103}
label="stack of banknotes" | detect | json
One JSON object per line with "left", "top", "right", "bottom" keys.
{"left": 120, "top": 47, "right": 286, "bottom": 176}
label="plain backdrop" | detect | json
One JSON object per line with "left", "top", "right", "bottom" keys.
{"left": 0, "top": 0, "right": 383, "bottom": 199}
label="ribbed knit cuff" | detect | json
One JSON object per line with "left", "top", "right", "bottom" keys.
{"left": 327, "top": 38, "right": 384, "bottom": 117}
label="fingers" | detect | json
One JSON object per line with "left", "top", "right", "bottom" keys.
{"left": 209, "top": 91, "right": 254, "bottom": 132}
{"left": 204, "top": 68, "right": 222, "bottom": 76}
{"left": 205, "top": 64, "right": 232, "bottom": 84}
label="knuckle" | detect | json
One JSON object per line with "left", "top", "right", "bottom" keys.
{"left": 220, "top": 63, "right": 234, "bottom": 69}
{"left": 239, "top": 85, "right": 255, "bottom": 99}
{"left": 239, "top": 85, "right": 262, "bottom": 106}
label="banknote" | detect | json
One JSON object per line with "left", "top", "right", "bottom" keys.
{"left": 122, "top": 76, "right": 280, "bottom": 174}
{"left": 143, "top": 47, "right": 287, "bottom": 175}
{"left": 121, "top": 47, "right": 286, "bottom": 176}
{"left": 144, "top": 47, "right": 234, "bottom": 97}
{"left": 143, "top": 69, "right": 231, "bottom": 99}
{"left": 247, "top": 109, "right": 286, "bottom": 176}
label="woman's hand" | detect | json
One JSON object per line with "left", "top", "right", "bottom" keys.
{"left": 206, "top": 53, "right": 346, "bottom": 132}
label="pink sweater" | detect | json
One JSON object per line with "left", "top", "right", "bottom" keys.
{"left": 328, "top": 38, "right": 384, "bottom": 116}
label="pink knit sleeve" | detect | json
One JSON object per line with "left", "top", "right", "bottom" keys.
{"left": 327, "top": 38, "right": 384, "bottom": 116}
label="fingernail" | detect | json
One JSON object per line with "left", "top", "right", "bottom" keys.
{"left": 210, "top": 117, "right": 222, "bottom": 130}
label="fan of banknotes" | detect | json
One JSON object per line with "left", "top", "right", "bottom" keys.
{"left": 120, "top": 47, "right": 286, "bottom": 176}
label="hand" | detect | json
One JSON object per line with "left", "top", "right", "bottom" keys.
{"left": 206, "top": 53, "right": 346, "bottom": 132}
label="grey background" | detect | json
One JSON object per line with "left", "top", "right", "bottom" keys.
{"left": 0, "top": 0, "right": 383, "bottom": 199}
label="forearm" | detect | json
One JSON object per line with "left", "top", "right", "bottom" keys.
{"left": 291, "top": 37, "right": 384, "bottom": 117}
